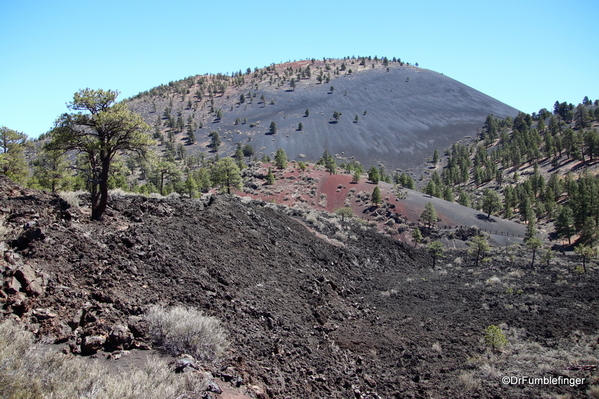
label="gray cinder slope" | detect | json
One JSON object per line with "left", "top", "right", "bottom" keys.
{"left": 234, "top": 66, "right": 519, "bottom": 170}
{"left": 129, "top": 62, "right": 519, "bottom": 171}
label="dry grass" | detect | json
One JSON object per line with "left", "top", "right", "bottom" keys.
{"left": 145, "top": 305, "right": 228, "bottom": 363}
{"left": 58, "top": 190, "right": 87, "bottom": 209}
{"left": 458, "top": 371, "right": 481, "bottom": 391}
{"left": 0, "top": 320, "right": 208, "bottom": 399}
{"left": 467, "top": 325, "right": 599, "bottom": 393}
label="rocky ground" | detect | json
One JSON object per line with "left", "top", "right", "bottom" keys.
{"left": 0, "top": 176, "right": 598, "bottom": 398}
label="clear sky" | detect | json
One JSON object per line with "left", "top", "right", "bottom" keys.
{"left": 1, "top": 0, "right": 597, "bottom": 138}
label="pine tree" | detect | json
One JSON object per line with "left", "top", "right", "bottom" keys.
{"left": 335, "top": 207, "right": 353, "bottom": 221}
{"left": 555, "top": 205, "right": 575, "bottom": 245}
{"left": 412, "top": 227, "right": 423, "bottom": 247}
{"left": 484, "top": 325, "right": 508, "bottom": 352}
{"left": 525, "top": 236, "right": 543, "bottom": 267}
{"left": 421, "top": 202, "right": 438, "bottom": 227}
{"left": 482, "top": 189, "right": 501, "bottom": 219}
{"left": 368, "top": 166, "right": 380, "bottom": 184}
{"left": 265, "top": 167, "right": 276, "bottom": 185}
{"left": 0, "top": 126, "right": 29, "bottom": 185}
{"left": 32, "top": 146, "right": 70, "bottom": 192}
{"left": 211, "top": 158, "right": 241, "bottom": 194}
{"left": 468, "top": 235, "right": 490, "bottom": 267}
{"left": 372, "top": 186, "right": 382, "bottom": 205}
{"left": 48, "top": 89, "right": 152, "bottom": 220}
{"left": 574, "top": 244, "right": 597, "bottom": 273}
{"left": 427, "top": 241, "right": 444, "bottom": 268}
{"left": 184, "top": 174, "right": 198, "bottom": 198}
{"left": 352, "top": 168, "right": 361, "bottom": 183}
{"left": 208, "top": 131, "right": 221, "bottom": 152}
{"left": 274, "top": 148, "right": 288, "bottom": 169}
{"left": 433, "top": 149, "right": 440, "bottom": 165}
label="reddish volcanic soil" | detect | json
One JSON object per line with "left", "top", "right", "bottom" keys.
{"left": 240, "top": 163, "right": 526, "bottom": 246}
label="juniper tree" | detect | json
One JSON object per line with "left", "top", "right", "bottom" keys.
{"left": 468, "top": 235, "right": 490, "bottom": 267}
{"left": 49, "top": 89, "right": 152, "bottom": 220}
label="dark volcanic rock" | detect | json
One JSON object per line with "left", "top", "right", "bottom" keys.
{"left": 0, "top": 176, "right": 596, "bottom": 398}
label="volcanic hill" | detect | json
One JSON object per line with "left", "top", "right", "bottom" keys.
{"left": 127, "top": 58, "right": 519, "bottom": 171}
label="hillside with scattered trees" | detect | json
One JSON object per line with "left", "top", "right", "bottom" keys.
{"left": 124, "top": 56, "right": 518, "bottom": 172}
{"left": 419, "top": 96, "right": 599, "bottom": 249}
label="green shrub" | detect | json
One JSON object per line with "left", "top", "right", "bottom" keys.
{"left": 484, "top": 325, "right": 508, "bottom": 352}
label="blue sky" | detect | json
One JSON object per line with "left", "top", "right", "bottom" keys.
{"left": 1, "top": 0, "right": 597, "bottom": 138}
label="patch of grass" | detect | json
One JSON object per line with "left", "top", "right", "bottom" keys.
{"left": 485, "top": 276, "right": 501, "bottom": 285}
{"left": 458, "top": 371, "right": 481, "bottom": 391}
{"left": 0, "top": 320, "right": 207, "bottom": 399}
{"left": 58, "top": 190, "right": 86, "bottom": 209}
{"left": 467, "top": 325, "right": 599, "bottom": 394}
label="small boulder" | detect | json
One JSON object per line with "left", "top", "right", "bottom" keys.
{"left": 14, "top": 265, "right": 44, "bottom": 296}
{"left": 33, "top": 308, "right": 57, "bottom": 320}
{"left": 5, "top": 276, "right": 22, "bottom": 294}
{"left": 81, "top": 334, "right": 106, "bottom": 355}
{"left": 127, "top": 315, "right": 148, "bottom": 338}
{"left": 108, "top": 324, "right": 133, "bottom": 348}
{"left": 173, "top": 354, "right": 200, "bottom": 373}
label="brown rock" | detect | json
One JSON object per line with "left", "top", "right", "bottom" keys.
{"left": 108, "top": 324, "right": 133, "bottom": 347}
{"left": 127, "top": 315, "right": 148, "bottom": 337}
{"left": 68, "top": 309, "right": 83, "bottom": 330}
{"left": 33, "top": 308, "right": 57, "bottom": 320}
{"left": 15, "top": 265, "right": 37, "bottom": 287}
{"left": 5, "top": 276, "right": 21, "bottom": 294}
{"left": 81, "top": 335, "right": 106, "bottom": 355}
{"left": 25, "top": 279, "right": 43, "bottom": 296}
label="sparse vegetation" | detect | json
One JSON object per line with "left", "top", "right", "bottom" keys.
{"left": 0, "top": 320, "right": 209, "bottom": 399}
{"left": 335, "top": 206, "right": 353, "bottom": 221}
{"left": 146, "top": 305, "right": 228, "bottom": 362}
{"left": 484, "top": 324, "right": 508, "bottom": 352}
